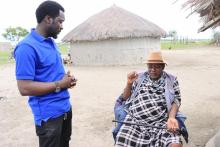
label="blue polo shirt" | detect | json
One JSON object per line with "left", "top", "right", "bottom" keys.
{"left": 14, "top": 29, "right": 71, "bottom": 126}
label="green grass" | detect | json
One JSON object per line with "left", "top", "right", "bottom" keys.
{"left": 59, "top": 40, "right": 213, "bottom": 52}
{"left": 58, "top": 43, "right": 70, "bottom": 54}
{"left": 161, "top": 39, "right": 212, "bottom": 50}
{"left": 0, "top": 41, "right": 214, "bottom": 65}
{"left": 0, "top": 50, "right": 13, "bottom": 65}
{"left": 0, "top": 43, "right": 70, "bottom": 65}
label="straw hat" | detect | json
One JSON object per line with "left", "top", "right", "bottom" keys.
{"left": 145, "top": 51, "right": 167, "bottom": 64}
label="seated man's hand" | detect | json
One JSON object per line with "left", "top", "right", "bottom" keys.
{"left": 127, "top": 71, "right": 138, "bottom": 85}
{"left": 167, "top": 117, "right": 179, "bottom": 133}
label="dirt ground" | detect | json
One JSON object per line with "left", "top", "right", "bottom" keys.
{"left": 0, "top": 45, "right": 220, "bottom": 147}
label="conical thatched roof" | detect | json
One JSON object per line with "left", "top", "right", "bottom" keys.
{"left": 183, "top": 0, "right": 220, "bottom": 32}
{"left": 62, "top": 5, "right": 166, "bottom": 42}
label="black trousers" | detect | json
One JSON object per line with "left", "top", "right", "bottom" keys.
{"left": 35, "top": 109, "right": 72, "bottom": 147}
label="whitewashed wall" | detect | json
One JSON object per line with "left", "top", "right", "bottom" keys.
{"left": 69, "top": 37, "right": 160, "bottom": 66}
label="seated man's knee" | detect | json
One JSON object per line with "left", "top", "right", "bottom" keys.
{"left": 169, "top": 143, "right": 182, "bottom": 147}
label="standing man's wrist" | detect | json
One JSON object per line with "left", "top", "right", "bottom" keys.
{"left": 54, "top": 81, "right": 61, "bottom": 93}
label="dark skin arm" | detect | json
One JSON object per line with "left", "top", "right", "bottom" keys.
{"left": 17, "top": 71, "right": 77, "bottom": 96}
{"left": 122, "top": 71, "right": 138, "bottom": 100}
{"left": 167, "top": 102, "right": 179, "bottom": 133}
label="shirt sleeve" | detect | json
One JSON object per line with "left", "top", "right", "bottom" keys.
{"left": 14, "top": 43, "right": 36, "bottom": 80}
{"left": 173, "top": 77, "right": 181, "bottom": 107}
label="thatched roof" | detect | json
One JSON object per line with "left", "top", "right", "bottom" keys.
{"left": 62, "top": 5, "right": 166, "bottom": 43}
{"left": 183, "top": 0, "right": 220, "bottom": 32}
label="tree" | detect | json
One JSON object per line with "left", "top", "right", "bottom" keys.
{"left": 168, "top": 30, "right": 178, "bottom": 41}
{"left": 2, "top": 27, "right": 29, "bottom": 59}
{"left": 2, "top": 27, "right": 29, "bottom": 44}
{"left": 213, "top": 31, "right": 220, "bottom": 46}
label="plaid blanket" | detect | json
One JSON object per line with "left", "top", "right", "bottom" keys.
{"left": 115, "top": 72, "right": 182, "bottom": 147}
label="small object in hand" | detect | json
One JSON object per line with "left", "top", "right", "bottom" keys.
{"left": 72, "top": 78, "right": 77, "bottom": 82}
{"left": 70, "top": 78, "right": 77, "bottom": 88}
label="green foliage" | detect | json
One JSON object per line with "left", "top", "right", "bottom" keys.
{"left": 0, "top": 50, "right": 12, "bottom": 65}
{"left": 161, "top": 39, "right": 212, "bottom": 50}
{"left": 213, "top": 32, "right": 220, "bottom": 45}
{"left": 168, "top": 30, "right": 177, "bottom": 38}
{"left": 58, "top": 42, "right": 70, "bottom": 54}
{"left": 2, "top": 27, "right": 29, "bottom": 43}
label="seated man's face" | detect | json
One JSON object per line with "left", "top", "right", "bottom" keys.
{"left": 147, "top": 63, "right": 164, "bottom": 80}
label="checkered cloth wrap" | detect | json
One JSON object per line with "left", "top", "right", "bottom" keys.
{"left": 115, "top": 72, "right": 182, "bottom": 147}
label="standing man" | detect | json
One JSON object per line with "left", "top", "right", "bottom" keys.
{"left": 14, "top": 1, "right": 76, "bottom": 147}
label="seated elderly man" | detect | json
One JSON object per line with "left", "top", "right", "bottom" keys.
{"left": 115, "top": 51, "right": 183, "bottom": 147}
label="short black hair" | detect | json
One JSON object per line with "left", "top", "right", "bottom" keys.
{"left": 36, "top": 0, "right": 65, "bottom": 23}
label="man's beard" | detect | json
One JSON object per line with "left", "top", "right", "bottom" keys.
{"left": 46, "top": 27, "right": 58, "bottom": 39}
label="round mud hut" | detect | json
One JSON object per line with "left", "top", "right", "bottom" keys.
{"left": 62, "top": 5, "right": 166, "bottom": 66}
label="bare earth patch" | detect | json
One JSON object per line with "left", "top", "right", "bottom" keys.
{"left": 0, "top": 45, "right": 220, "bottom": 147}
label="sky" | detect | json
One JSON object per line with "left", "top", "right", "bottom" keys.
{"left": 0, "top": 0, "right": 214, "bottom": 42}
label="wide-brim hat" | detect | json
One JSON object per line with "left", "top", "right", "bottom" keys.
{"left": 144, "top": 51, "right": 167, "bottom": 64}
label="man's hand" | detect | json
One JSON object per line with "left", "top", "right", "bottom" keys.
{"left": 167, "top": 117, "right": 179, "bottom": 133}
{"left": 59, "top": 71, "right": 77, "bottom": 89}
{"left": 122, "top": 71, "right": 138, "bottom": 100}
{"left": 127, "top": 71, "right": 138, "bottom": 85}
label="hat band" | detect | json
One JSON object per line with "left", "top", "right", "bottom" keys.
{"left": 147, "top": 60, "right": 165, "bottom": 63}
